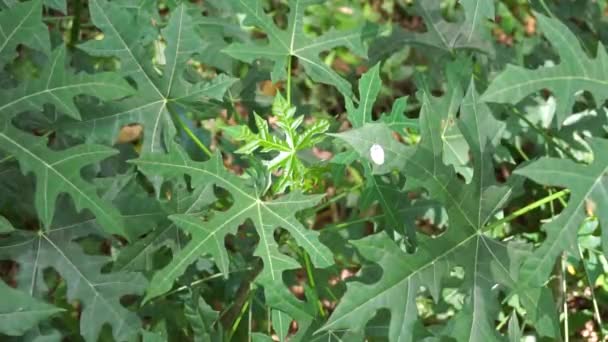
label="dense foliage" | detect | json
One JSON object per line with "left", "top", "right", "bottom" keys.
{"left": 1, "top": 0, "right": 608, "bottom": 341}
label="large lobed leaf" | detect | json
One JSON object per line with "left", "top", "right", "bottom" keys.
{"left": 0, "top": 211, "right": 147, "bottom": 342}
{"left": 335, "top": 64, "right": 417, "bottom": 240}
{"left": 0, "top": 121, "right": 128, "bottom": 237}
{"left": 131, "top": 146, "right": 333, "bottom": 316}
{"left": 224, "top": 0, "right": 369, "bottom": 97}
{"left": 324, "top": 78, "right": 559, "bottom": 341}
{"left": 0, "top": 47, "right": 133, "bottom": 123}
{"left": 0, "top": 280, "right": 63, "bottom": 337}
{"left": 514, "top": 138, "right": 608, "bottom": 285}
{"left": 370, "top": 0, "right": 495, "bottom": 61}
{"left": 0, "top": 0, "right": 49, "bottom": 69}
{"left": 483, "top": 13, "right": 608, "bottom": 126}
{"left": 65, "top": 0, "right": 235, "bottom": 154}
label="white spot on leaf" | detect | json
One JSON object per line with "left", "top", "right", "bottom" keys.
{"left": 370, "top": 144, "right": 385, "bottom": 165}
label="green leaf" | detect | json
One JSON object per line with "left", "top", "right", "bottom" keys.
{"left": 0, "top": 0, "right": 49, "bottom": 69}
{"left": 67, "top": 1, "right": 235, "bottom": 153}
{"left": 330, "top": 123, "right": 408, "bottom": 175}
{"left": 347, "top": 63, "right": 383, "bottom": 128}
{"left": 514, "top": 138, "right": 608, "bottom": 285}
{"left": 508, "top": 313, "right": 521, "bottom": 342}
{"left": 0, "top": 215, "right": 14, "bottom": 233}
{"left": 113, "top": 183, "right": 217, "bottom": 272}
{"left": 0, "top": 213, "right": 147, "bottom": 342}
{"left": 0, "top": 47, "right": 134, "bottom": 123}
{"left": 482, "top": 13, "right": 608, "bottom": 126}
{"left": 370, "top": 0, "right": 494, "bottom": 61}
{"left": 322, "top": 81, "right": 541, "bottom": 341}
{"left": 44, "top": 0, "right": 65, "bottom": 12}
{"left": 131, "top": 146, "right": 333, "bottom": 308}
{"left": 344, "top": 63, "right": 417, "bottom": 131}
{"left": 184, "top": 291, "right": 221, "bottom": 342}
{"left": 380, "top": 96, "right": 418, "bottom": 132}
{"left": 0, "top": 280, "right": 64, "bottom": 336}
{"left": 224, "top": 0, "right": 369, "bottom": 97}
{"left": 0, "top": 122, "right": 127, "bottom": 237}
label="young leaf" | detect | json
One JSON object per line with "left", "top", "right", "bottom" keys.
{"left": 0, "top": 280, "right": 64, "bottom": 336}
{"left": 131, "top": 146, "right": 333, "bottom": 306}
{"left": 234, "top": 94, "right": 329, "bottom": 193}
{"left": 0, "top": 214, "right": 147, "bottom": 342}
{"left": 0, "top": 0, "right": 50, "bottom": 69}
{"left": 224, "top": 0, "right": 369, "bottom": 97}
{"left": 0, "top": 121, "right": 126, "bottom": 237}
{"left": 482, "top": 13, "right": 608, "bottom": 126}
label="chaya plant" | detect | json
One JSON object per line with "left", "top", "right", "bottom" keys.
{"left": 2, "top": 0, "right": 608, "bottom": 342}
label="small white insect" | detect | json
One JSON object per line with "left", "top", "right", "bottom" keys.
{"left": 370, "top": 143, "right": 385, "bottom": 165}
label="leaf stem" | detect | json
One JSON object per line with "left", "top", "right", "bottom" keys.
{"left": 562, "top": 253, "right": 569, "bottom": 342}
{"left": 286, "top": 56, "right": 293, "bottom": 106}
{"left": 578, "top": 241, "right": 605, "bottom": 340}
{"left": 163, "top": 267, "right": 253, "bottom": 297}
{"left": 485, "top": 189, "right": 570, "bottom": 231}
{"left": 315, "top": 183, "right": 363, "bottom": 211}
{"left": 509, "top": 106, "right": 577, "bottom": 161}
{"left": 170, "top": 108, "right": 213, "bottom": 157}
{"left": 0, "top": 154, "right": 14, "bottom": 164}
{"left": 327, "top": 188, "right": 570, "bottom": 234}
{"left": 69, "top": 0, "right": 82, "bottom": 48}
{"left": 43, "top": 15, "right": 74, "bottom": 21}
{"left": 303, "top": 251, "right": 326, "bottom": 318}
{"left": 538, "top": 0, "right": 555, "bottom": 18}
{"left": 227, "top": 291, "right": 252, "bottom": 341}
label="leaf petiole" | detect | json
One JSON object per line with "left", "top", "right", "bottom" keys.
{"left": 169, "top": 108, "right": 213, "bottom": 158}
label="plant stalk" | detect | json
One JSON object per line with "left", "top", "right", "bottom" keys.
{"left": 227, "top": 292, "right": 252, "bottom": 341}
{"left": 578, "top": 241, "right": 605, "bottom": 340}
{"left": 69, "top": 0, "right": 82, "bottom": 48}
{"left": 169, "top": 107, "right": 213, "bottom": 157}
{"left": 286, "top": 56, "right": 293, "bottom": 106}
{"left": 509, "top": 106, "right": 577, "bottom": 161}
{"left": 562, "top": 253, "right": 569, "bottom": 342}
{"left": 303, "top": 251, "right": 326, "bottom": 318}
{"left": 485, "top": 189, "right": 570, "bottom": 231}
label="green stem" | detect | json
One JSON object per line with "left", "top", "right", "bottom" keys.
{"left": 562, "top": 253, "right": 569, "bottom": 342}
{"left": 227, "top": 292, "right": 252, "bottom": 341}
{"left": 539, "top": 0, "right": 555, "bottom": 17}
{"left": 69, "top": 0, "right": 82, "bottom": 48}
{"left": 163, "top": 267, "right": 253, "bottom": 297}
{"left": 315, "top": 183, "right": 363, "bottom": 211}
{"left": 578, "top": 242, "right": 605, "bottom": 340}
{"left": 0, "top": 154, "right": 14, "bottom": 164}
{"left": 170, "top": 108, "right": 213, "bottom": 157}
{"left": 43, "top": 16, "right": 74, "bottom": 21}
{"left": 286, "top": 56, "right": 293, "bottom": 106}
{"left": 227, "top": 90, "right": 245, "bottom": 125}
{"left": 509, "top": 107, "right": 577, "bottom": 161}
{"left": 303, "top": 251, "right": 326, "bottom": 318}
{"left": 327, "top": 188, "right": 570, "bottom": 234}
{"left": 485, "top": 189, "right": 570, "bottom": 231}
